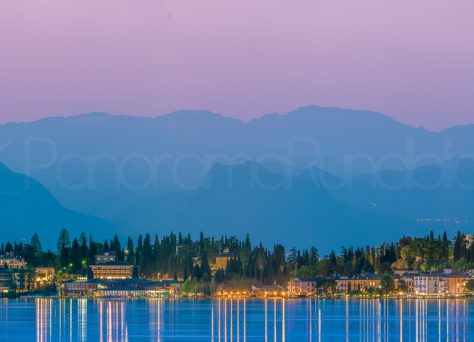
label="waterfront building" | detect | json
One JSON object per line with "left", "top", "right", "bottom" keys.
{"left": 413, "top": 275, "right": 449, "bottom": 295}
{"left": 335, "top": 274, "right": 380, "bottom": 293}
{"left": 0, "top": 270, "right": 10, "bottom": 293}
{"left": 0, "top": 254, "right": 27, "bottom": 269}
{"left": 58, "top": 279, "right": 183, "bottom": 298}
{"left": 0, "top": 268, "right": 32, "bottom": 292}
{"left": 34, "top": 267, "right": 55, "bottom": 288}
{"left": 89, "top": 261, "right": 134, "bottom": 279}
{"left": 447, "top": 274, "right": 471, "bottom": 295}
{"left": 288, "top": 278, "right": 319, "bottom": 295}
{"left": 58, "top": 279, "right": 99, "bottom": 296}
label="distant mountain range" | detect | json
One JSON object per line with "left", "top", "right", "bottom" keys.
{"left": 114, "top": 162, "right": 412, "bottom": 249}
{"left": 114, "top": 160, "right": 474, "bottom": 249}
{"left": 0, "top": 106, "right": 473, "bottom": 250}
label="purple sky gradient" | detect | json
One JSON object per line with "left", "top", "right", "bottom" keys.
{"left": 0, "top": 0, "right": 473, "bottom": 130}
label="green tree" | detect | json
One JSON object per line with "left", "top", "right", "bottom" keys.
{"left": 30, "top": 233, "right": 42, "bottom": 253}
{"left": 57, "top": 229, "right": 71, "bottom": 253}
{"left": 466, "top": 279, "right": 474, "bottom": 292}
{"left": 380, "top": 274, "right": 395, "bottom": 294}
{"left": 71, "top": 238, "right": 82, "bottom": 270}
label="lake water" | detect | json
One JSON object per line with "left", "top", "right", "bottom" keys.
{"left": 0, "top": 298, "right": 472, "bottom": 341}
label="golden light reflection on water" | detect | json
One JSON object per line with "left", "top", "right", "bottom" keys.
{"left": 28, "top": 297, "right": 472, "bottom": 341}
{"left": 211, "top": 298, "right": 287, "bottom": 342}
{"left": 35, "top": 298, "right": 52, "bottom": 342}
{"left": 34, "top": 298, "right": 128, "bottom": 342}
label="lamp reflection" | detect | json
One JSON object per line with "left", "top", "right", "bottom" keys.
{"left": 35, "top": 298, "right": 52, "bottom": 342}
{"left": 212, "top": 298, "right": 287, "bottom": 342}
{"left": 29, "top": 296, "right": 471, "bottom": 341}
{"left": 97, "top": 300, "right": 128, "bottom": 342}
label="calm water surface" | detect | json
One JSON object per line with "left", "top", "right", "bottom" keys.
{"left": 0, "top": 298, "right": 472, "bottom": 341}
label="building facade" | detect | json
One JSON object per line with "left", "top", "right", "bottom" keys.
{"left": 336, "top": 275, "right": 380, "bottom": 293}
{"left": 58, "top": 279, "right": 183, "bottom": 298}
{"left": 34, "top": 267, "right": 55, "bottom": 288}
{"left": 213, "top": 255, "right": 233, "bottom": 271}
{"left": 447, "top": 276, "right": 470, "bottom": 295}
{"left": 94, "top": 252, "right": 117, "bottom": 264}
{"left": 288, "top": 278, "right": 318, "bottom": 295}
{"left": 89, "top": 262, "right": 134, "bottom": 279}
{"left": 413, "top": 275, "right": 449, "bottom": 295}
{"left": 0, "top": 255, "right": 27, "bottom": 269}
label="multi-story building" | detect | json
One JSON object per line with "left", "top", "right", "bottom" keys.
{"left": 0, "top": 254, "right": 27, "bottom": 269}
{"left": 214, "top": 255, "right": 232, "bottom": 270}
{"left": 336, "top": 274, "right": 380, "bottom": 293}
{"left": 403, "top": 271, "right": 473, "bottom": 296}
{"left": 0, "top": 268, "right": 32, "bottom": 292}
{"left": 89, "top": 261, "right": 134, "bottom": 279}
{"left": 0, "top": 270, "right": 11, "bottom": 293}
{"left": 34, "top": 267, "right": 55, "bottom": 288}
{"left": 413, "top": 275, "right": 449, "bottom": 295}
{"left": 94, "top": 252, "right": 117, "bottom": 264}
{"left": 288, "top": 278, "right": 318, "bottom": 295}
{"left": 447, "top": 275, "right": 471, "bottom": 295}
{"left": 211, "top": 250, "right": 234, "bottom": 272}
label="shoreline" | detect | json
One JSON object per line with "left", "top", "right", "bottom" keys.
{"left": 8, "top": 294, "right": 474, "bottom": 301}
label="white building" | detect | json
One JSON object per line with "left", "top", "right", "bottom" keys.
{"left": 0, "top": 255, "right": 27, "bottom": 269}
{"left": 413, "top": 275, "right": 448, "bottom": 295}
{"left": 94, "top": 252, "right": 117, "bottom": 264}
{"left": 288, "top": 278, "right": 318, "bottom": 295}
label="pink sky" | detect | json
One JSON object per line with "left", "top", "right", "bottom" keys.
{"left": 0, "top": 0, "right": 473, "bottom": 130}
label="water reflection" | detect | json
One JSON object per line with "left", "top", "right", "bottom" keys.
{"left": 14, "top": 298, "right": 474, "bottom": 341}
{"left": 211, "top": 298, "right": 287, "bottom": 342}
{"left": 35, "top": 298, "right": 52, "bottom": 342}
{"left": 100, "top": 300, "right": 128, "bottom": 342}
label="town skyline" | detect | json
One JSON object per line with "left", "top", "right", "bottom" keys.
{"left": 2, "top": 229, "right": 474, "bottom": 298}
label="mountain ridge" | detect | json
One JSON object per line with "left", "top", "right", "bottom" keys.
{"left": 2, "top": 105, "right": 471, "bottom": 132}
{"left": 0, "top": 105, "right": 473, "bottom": 233}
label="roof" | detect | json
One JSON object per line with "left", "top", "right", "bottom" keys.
{"left": 0, "top": 255, "right": 25, "bottom": 261}
{"left": 290, "top": 277, "right": 333, "bottom": 282}
{"left": 413, "top": 272, "right": 471, "bottom": 278}
{"left": 95, "top": 251, "right": 116, "bottom": 256}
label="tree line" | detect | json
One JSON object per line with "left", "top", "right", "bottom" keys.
{"left": 2, "top": 230, "right": 474, "bottom": 285}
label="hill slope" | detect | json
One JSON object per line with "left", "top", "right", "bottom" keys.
{"left": 0, "top": 162, "right": 113, "bottom": 246}
{"left": 115, "top": 162, "right": 414, "bottom": 250}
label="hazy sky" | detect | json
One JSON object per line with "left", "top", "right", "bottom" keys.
{"left": 0, "top": 0, "right": 473, "bottom": 130}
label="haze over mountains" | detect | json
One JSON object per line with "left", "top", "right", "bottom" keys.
{"left": 0, "top": 106, "right": 473, "bottom": 250}
{"left": 0, "top": 162, "right": 113, "bottom": 244}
